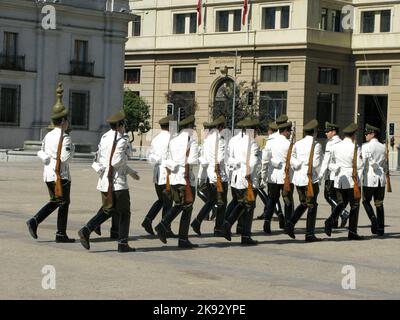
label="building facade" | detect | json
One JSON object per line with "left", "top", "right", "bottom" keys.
{"left": 0, "top": 0, "right": 131, "bottom": 149}
{"left": 125, "top": 0, "right": 400, "bottom": 168}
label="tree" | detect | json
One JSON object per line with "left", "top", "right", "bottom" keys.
{"left": 212, "top": 79, "right": 259, "bottom": 130}
{"left": 123, "top": 90, "right": 151, "bottom": 136}
{"left": 165, "top": 91, "right": 198, "bottom": 120}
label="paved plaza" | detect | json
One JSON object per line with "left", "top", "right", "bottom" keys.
{"left": 0, "top": 161, "right": 399, "bottom": 300}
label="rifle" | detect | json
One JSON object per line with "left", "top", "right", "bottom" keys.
{"left": 106, "top": 130, "right": 118, "bottom": 206}
{"left": 352, "top": 135, "right": 361, "bottom": 201}
{"left": 245, "top": 134, "right": 256, "bottom": 202}
{"left": 386, "top": 134, "right": 392, "bottom": 193}
{"left": 184, "top": 136, "right": 194, "bottom": 204}
{"left": 306, "top": 137, "right": 316, "bottom": 198}
{"left": 214, "top": 131, "right": 223, "bottom": 193}
{"left": 54, "top": 124, "right": 65, "bottom": 198}
{"left": 283, "top": 122, "right": 296, "bottom": 193}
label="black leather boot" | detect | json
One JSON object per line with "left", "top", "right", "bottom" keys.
{"left": 348, "top": 207, "right": 363, "bottom": 240}
{"left": 241, "top": 235, "right": 258, "bottom": 245}
{"left": 362, "top": 201, "right": 378, "bottom": 234}
{"left": 26, "top": 218, "right": 38, "bottom": 239}
{"left": 339, "top": 209, "right": 350, "bottom": 228}
{"left": 110, "top": 213, "right": 120, "bottom": 239}
{"left": 141, "top": 217, "right": 155, "bottom": 235}
{"left": 348, "top": 230, "right": 364, "bottom": 240}
{"left": 78, "top": 226, "right": 91, "bottom": 250}
{"left": 27, "top": 202, "right": 59, "bottom": 239}
{"left": 156, "top": 206, "right": 182, "bottom": 244}
{"left": 325, "top": 203, "right": 344, "bottom": 237}
{"left": 263, "top": 197, "right": 276, "bottom": 234}
{"left": 178, "top": 239, "right": 199, "bottom": 249}
{"left": 237, "top": 214, "right": 245, "bottom": 235}
{"left": 118, "top": 242, "right": 136, "bottom": 253}
{"left": 285, "top": 221, "right": 296, "bottom": 239}
{"left": 179, "top": 206, "right": 195, "bottom": 247}
{"left": 376, "top": 206, "right": 385, "bottom": 236}
{"left": 78, "top": 209, "right": 110, "bottom": 250}
{"left": 166, "top": 226, "right": 178, "bottom": 238}
{"left": 190, "top": 218, "right": 202, "bottom": 236}
{"left": 221, "top": 221, "right": 232, "bottom": 241}
{"left": 155, "top": 222, "right": 168, "bottom": 244}
{"left": 278, "top": 213, "right": 285, "bottom": 229}
{"left": 94, "top": 226, "right": 101, "bottom": 236}
{"left": 55, "top": 233, "right": 75, "bottom": 243}
{"left": 286, "top": 204, "right": 307, "bottom": 239}
{"left": 305, "top": 206, "right": 322, "bottom": 242}
{"left": 241, "top": 208, "right": 258, "bottom": 245}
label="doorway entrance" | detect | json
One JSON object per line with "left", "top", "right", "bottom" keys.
{"left": 358, "top": 94, "right": 388, "bottom": 141}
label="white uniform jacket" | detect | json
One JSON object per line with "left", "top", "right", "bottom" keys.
{"left": 263, "top": 134, "right": 293, "bottom": 185}
{"left": 328, "top": 137, "right": 363, "bottom": 189}
{"left": 37, "top": 127, "right": 74, "bottom": 182}
{"left": 226, "top": 131, "right": 242, "bottom": 184}
{"left": 319, "top": 135, "right": 342, "bottom": 181}
{"left": 229, "top": 133, "right": 259, "bottom": 189}
{"left": 202, "top": 129, "right": 228, "bottom": 183}
{"left": 260, "top": 132, "right": 278, "bottom": 185}
{"left": 361, "top": 138, "right": 387, "bottom": 187}
{"left": 290, "top": 136, "right": 323, "bottom": 187}
{"left": 148, "top": 130, "right": 170, "bottom": 185}
{"left": 92, "top": 129, "right": 137, "bottom": 192}
{"left": 165, "top": 129, "right": 199, "bottom": 186}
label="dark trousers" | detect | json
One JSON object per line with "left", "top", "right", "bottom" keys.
{"left": 195, "top": 179, "right": 213, "bottom": 222}
{"left": 195, "top": 182, "right": 228, "bottom": 231}
{"left": 290, "top": 184, "right": 319, "bottom": 236}
{"left": 324, "top": 180, "right": 337, "bottom": 214}
{"left": 162, "top": 184, "right": 196, "bottom": 240}
{"left": 33, "top": 180, "right": 71, "bottom": 235}
{"left": 329, "top": 188, "right": 360, "bottom": 234}
{"left": 145, "top": 184, "right": 173, "bottom": 222}
{"left": 86, "top": 190, "right": 131, "bottom": 244}
{"left": 225, "top": 187, "right": 238, "bottom": 219}
{"left": 363, "top": 183, "right": 385, "bottom": 231}
{"left": 226, "top": 188, "right": 256, "bottom": 237}
{"left": 264, "top": 183, "right": 294, "bottom": 223}
{"left": 197, "top": 179, "right": 209, "bottom": 203}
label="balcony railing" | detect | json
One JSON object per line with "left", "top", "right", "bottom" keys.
{"left": 70, "top": 60, "right": 95, "bottom": 77}
{"left": 0, "top": 54, "right": 25, "bottom": 71}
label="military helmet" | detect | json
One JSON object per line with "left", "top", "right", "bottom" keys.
{"left": 343, "top": 123, "right": 358, "bottom": 135}
{"left": 107, "top": 110, "right": 126, "bottom": 124}
{"left": 303, "top": 119, "right": 319, "bottom": 132}
{"left": 364, "top": 123, "right": 380, "bottom": 134}
{"left": 51, "top": 83, "right": 69, "bottom": 120}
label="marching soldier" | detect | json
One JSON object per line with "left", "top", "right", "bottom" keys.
{"left": 154, "top": 115, "right": 199, "bottom": 249}
{"left": 224, "top": 125, "right": 243, "bottom": 229}
{"left": 361, "top": 124, "right": 387, "bottom": 236}
{"left": 27, "top": 84, "right": 75, "bottom": 243}
{"left": 286, "top": 119, "right": 323, "bottom": 242}
{"left": 319, "top": 122, "right": 349, "bottom": 228}
{"left": 141, "top": 115, "right": 175, "bottom": 237}
{"left": 78, "top": 110, "right": 139, "bottom": 253}
{"left": 262, "top": 119, "right": 294, "bottom": 234}
{"left": 195, "top": 122, "right": 215, "bottom": 223}
{"left": 222, "top": 118, "right": 260, "bottom": 246}
{"left": 191, "top": 116, "right": 228, "bottom": 237}
{"left": 257, "top": 120, "right": 284, "bottom": 223}
{"left": 324, "top": 123, "right": 364, "bottom": 240}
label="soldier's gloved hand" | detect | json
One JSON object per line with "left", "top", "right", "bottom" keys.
{"left": 37, "top": 150, "right": 51, "bottom": 165}
{"left": 129, "top": 171, "right": 140, "bottom": 180}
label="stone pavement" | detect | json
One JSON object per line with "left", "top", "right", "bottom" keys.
{"left": 0, "top": 161, "right": 399, "bottom": 300}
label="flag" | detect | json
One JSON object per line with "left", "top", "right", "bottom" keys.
{"left": 197, "top": 0, "right": 202, "bottom": 26}
{"left": 242, "top": 0, "right": 248, "bottom": 25}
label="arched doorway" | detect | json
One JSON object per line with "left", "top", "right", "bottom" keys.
{"left": 212, "top": 78, "right": 244, "bottom": 129}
